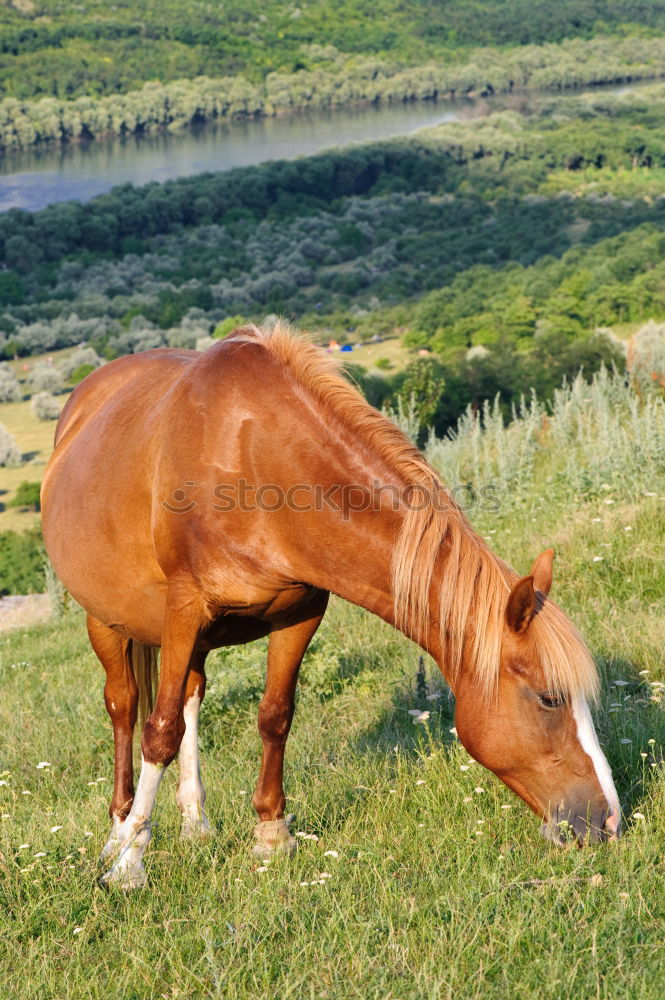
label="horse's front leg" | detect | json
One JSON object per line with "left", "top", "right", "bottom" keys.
{"left": 177, "top": 650, "right": 214, "bottom": 839}
{"left": 100, "top": 579, "right": 205, "bottom": 890}
{"left": 252, "top": 592, "right": 329, "bottom": 857}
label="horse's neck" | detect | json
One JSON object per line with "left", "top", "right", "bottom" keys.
{"left": 300, "top": 504, "right": 398, "bottom": 625}
{"left": 284, "top": 472, "right": 446, "bottom": 664}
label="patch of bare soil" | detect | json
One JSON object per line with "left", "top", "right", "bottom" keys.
{"left": 0, "top": 594, "right": 51, "bottom": 630}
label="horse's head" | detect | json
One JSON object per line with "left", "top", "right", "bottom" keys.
{"left": 454, "top": 549, "right": 620, "bottom": 845}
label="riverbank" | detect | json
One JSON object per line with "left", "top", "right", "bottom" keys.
{"left": 1, "top": 76, "right": 657, "bottom": 213}
{"left": 2, "top": 34, "right": 665, "bottom": 160}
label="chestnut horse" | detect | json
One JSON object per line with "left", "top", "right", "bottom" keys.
{"left": 41, "top": 324, "right": 619, "bottom": 889}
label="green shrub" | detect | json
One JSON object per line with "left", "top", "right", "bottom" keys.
{"left": 8, "top": 481, "right": 41, "bottom": 512}
{"left": 213, "top": 316, "right": 248, "bottom": 339}
{"left": 0, "top": 528, "right": 45, "bottom": 595}
{"left": 69, "top": 363, "right": 95, "bottom": 385}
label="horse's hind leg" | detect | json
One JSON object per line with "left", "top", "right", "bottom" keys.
{"left": 101, "top": 579, "right": 204, "bottom": 889}
{"left": 87, "top": 615, "right": 138, "bottom": 863}
{"left": 177, "top": 649, "right": 214, "bottom": 839}
{"left": 252, "top": 591, "right": 329, "bottom": 857}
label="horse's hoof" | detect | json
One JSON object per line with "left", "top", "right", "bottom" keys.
{"left": 180, "top": 816, "right": 215, "bottom": 840}
{"left": 98, "top": 862, "right": 148, "bottom": 891}
{"left": 252, "top": 818, "right": 297, "bottom": 857}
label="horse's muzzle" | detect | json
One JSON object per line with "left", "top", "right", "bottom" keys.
{"left": 541, "top": 800, "right": 622, "bottom": 846}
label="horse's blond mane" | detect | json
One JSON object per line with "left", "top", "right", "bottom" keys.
{"left": 229, "top": 323, "right": 598, "bottom": 702}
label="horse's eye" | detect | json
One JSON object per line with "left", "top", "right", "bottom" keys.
{"left": 538, "top": 692, "right": 565, "bottom": 709}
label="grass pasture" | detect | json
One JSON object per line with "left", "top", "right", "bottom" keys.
{"left": 0, "top": 369, "right": 664, "bottom": 998}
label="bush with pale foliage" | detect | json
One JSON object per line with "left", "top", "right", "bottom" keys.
{"left": 0, "top": 423, "right": 21, "bottom": 466}
{"left": 27, "top": 362, "right": 64, "bottom": 396}
{"left": 0, "top": 363, "right": 20, "bottom": 403}
{"left": 31, "top": 392, "right": 61, "bottom": 421}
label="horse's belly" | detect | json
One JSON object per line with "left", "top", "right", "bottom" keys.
{"left": 58, "top": 552, "right": 167, "bottom": 645}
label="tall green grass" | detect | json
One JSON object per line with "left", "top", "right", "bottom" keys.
{"left": 0, "top": 370, "right": 663, "bottom": 998}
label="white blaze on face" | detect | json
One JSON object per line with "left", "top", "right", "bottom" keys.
{"left": 572, "top": 696, "right": 621, "bottom": 835}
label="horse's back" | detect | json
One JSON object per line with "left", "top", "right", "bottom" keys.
{"left": 54, "top": 348, "right": 198, "bottom": 447}
{"left": 41, "top": 339, "right": 292, "bottom": 633}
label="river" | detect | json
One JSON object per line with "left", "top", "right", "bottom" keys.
{"left": 0, "top": 83, "right": 642, "bottom": 213}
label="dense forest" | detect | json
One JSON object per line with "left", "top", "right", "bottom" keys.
{"left": 2, "top": 2, "right": 665, "bottom": 150}
{"left": 3, "top": 1, "right": 665, "bottom": 99}
{"left": 4, "top": 35, "right": 665, "bottom": 153}
{"left": 2, "top": 81, "right": 665, "bottom": 433}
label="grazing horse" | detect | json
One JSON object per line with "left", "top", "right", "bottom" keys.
{"left": 41, "top": 324, "right": 620, "bottom": 889}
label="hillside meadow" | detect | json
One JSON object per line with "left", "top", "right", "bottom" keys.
{"left": 0, "top": 369, "right": 664, "bottom": 998}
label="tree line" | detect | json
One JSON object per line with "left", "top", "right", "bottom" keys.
{"left": 2, "top": 35, "right": 665, "bottom": 152}
{"left": 3, "top": 0, "right": 665, "bottom": 100}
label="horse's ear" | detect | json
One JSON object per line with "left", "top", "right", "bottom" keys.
{"left": 530, "top": 548, "right": 554, "bottom": 598}
{"left": 505, "top": 575, "right": 537, "bottom": 634}
{"left": 506, "top": 549, "right": 554, "bottom": 633}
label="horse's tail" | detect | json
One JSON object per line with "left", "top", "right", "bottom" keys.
{"left": 130, "top": 641, "right": 160, "bottom": 734}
